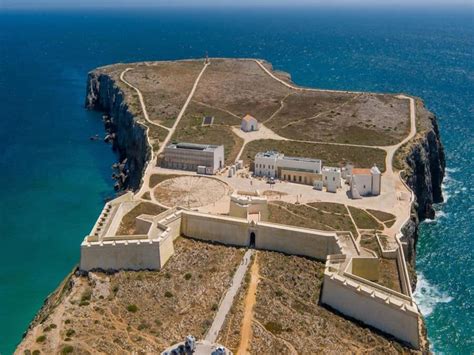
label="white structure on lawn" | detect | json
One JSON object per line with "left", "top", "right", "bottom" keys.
{"left": 254, "top": 151, "right": 322, "bottom": 185}
{"left": 322, "top": 167, "right": 342, "bottom": 193}
{"left": 350, "top": 165, "right": 382, "bottom": 198}
{"left": 241, "top": 114, "right": 258, "bottom": 132}
{"left": 162, "top": 142, "right": 224, "bottom": 175}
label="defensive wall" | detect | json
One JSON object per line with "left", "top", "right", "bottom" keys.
{"left": 79, "top": 194, "right": 420, "bottom": 348}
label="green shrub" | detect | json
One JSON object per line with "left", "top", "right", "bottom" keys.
{"left": 155, "top": 319, "right": 162, "bottom": 327}
{"left": 211, "top": 303, "right": 218, "bottom": 311}
{"left": 164, "top": 291, "right": 173, "bottom": 298}
{"left": 79, "top": 300, "right": 89, "bottom": 307}
{"left": 61, "top": 345, "right": 74, "bottom": 354}
{"left": 64, "top": 319, "right": 71, "bottom": 325}
{"left": 65, "top": 329, "right": 75, "bottom": 337}
{"left": 184, "top": 273, "right": 192, "bottom": 280}
{"left": 81, "top": 288, "right": 92, "bottom": 302}
{"left": 36, "top": 335, "right": 46, "bottom": 343}
{"left": 127, "top": 304, "right": 138, "bottom": 313}
{"left": 32, "top": 351, "right": 40, "bottom": 355}
{"left": 264, "top": 321, "right": 283, "bottom": 334}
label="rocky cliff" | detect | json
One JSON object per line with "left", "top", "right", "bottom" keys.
{"left": 85, "top": 70, "right": 150, "bottom": 191}
{"left": 399, "top": 101, "right": 445, "bottom": 269}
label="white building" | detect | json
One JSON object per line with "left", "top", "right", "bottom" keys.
{"left": 350, "top": 165, "right": 381, "bottom": 198}
{"left": 241, "top": 114, "right": 258, "bottom": 132}
{"left": 322, "top": 167, "right": 342, "bottom": 193}
{"left": 162, "top": 142, "right": 224, "bottom": 174}
{"left": 254, "top": 151, "right": 322, "bottom": 185}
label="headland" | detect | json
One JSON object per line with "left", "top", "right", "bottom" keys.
{"left": 16, "top": 58, "right": 444, "bottom": 354}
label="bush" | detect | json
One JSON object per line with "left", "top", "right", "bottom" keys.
{"left": 137, "top": 322, "right": 149, "bottom": 330}
{"left": 79, "top": 300, "right": 89, "bottom": 307}
{"left": 155, "top": 319, "right": 162, "bottom": 327}
{"left": 112, "top": 285, "right": 119, "bottom": 294}
{"left": 81, "top": 288, "right": 92, "bottom": 302}
{"left": 32, "top": 351, "right": 40, "bottom": 355}
{"left": 211, "top": 303, "right": 218, "bottom": 311}
{"left": 184, "top": 273, "right": 192, "bottom": 280}
{"left": 127, "top": 304, "right": 138, "bottom": 313}
{"left": 164, "top": 272, "right": 171, "bottom": 279}
{"left": 264, "top": 321, "right": 283, "bottom": 334}
{"left": 61, "top": 345, "right": 74, "bottom": 354}
{"left": 164, "top": 291, "right": 173, "bottom": 298}
{"left": 36, "top": 335, "right": 46, "bottom": 343}
{"left": 64, "top": 319, "right": 71, "bottom": 324}
{"left": 65, "top": 329, "right": 75, "bottom": 337}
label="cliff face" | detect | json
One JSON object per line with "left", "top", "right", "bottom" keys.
{"left": 401, "top": 109, "right": 445, "bottom": 267}
{"left": 85, "top": 71, "right": 150, "bottom": 191}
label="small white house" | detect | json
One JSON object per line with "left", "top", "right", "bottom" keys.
{"left": 322, "top": 167, "right": 342, "bottom": 193}
{"left": 350, "top": 165, "right": 381, "bottom": 198}
{"left": 241, "top": 114, "right": 258, "bottom": 132}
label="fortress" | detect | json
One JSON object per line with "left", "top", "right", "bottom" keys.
{"left": 80, "top": 189, "right": 421, "bottom": 348}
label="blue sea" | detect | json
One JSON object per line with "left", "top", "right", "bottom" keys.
{"left": 0, "top": 7, "right": 472, "bottom": 354}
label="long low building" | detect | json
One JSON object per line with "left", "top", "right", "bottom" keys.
{"left": 161, "top": 142, "right": 224, "bottom": 174}
{"left": 254, "top": 151, "right": 322, "bottom": 185}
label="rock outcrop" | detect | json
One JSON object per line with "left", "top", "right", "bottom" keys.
{"left": 85, "top": 70, "right": 150, "bottom": 191}
{"left": 400, "top": 102, "right": 445, "bottom": 270}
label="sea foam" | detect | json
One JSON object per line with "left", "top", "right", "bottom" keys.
{"left": 413, "top": 273, "right": 453, "bottom": 317}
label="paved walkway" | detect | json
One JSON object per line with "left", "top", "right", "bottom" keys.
{"left": 205, "top": 249, "right": 254, "bottom": 344}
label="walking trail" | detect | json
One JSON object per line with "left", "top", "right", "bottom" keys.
{"left": 205, "top": 249, "right": 254, "bottom": 344}
{"left": 236, "top": 252, "right": 260, "bottom": 355}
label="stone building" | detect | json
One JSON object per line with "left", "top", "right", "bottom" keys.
{"left": 350, "top": 165, "right": 382, "bottom": 198}
{"left": 322, "top": 167, "right": 342, "bottom": 193}
{"left": 162, "top": 142, "right": 224, "bottom": 174}
{"left": 254, "top": 151, "right": 322, "bottom": 186}
{"left": 241, "top": 114, "right": 258, "bottom": 132}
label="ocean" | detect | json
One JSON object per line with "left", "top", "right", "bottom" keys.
{"left": 0, "top": 7, "right": 472, "bottom": 354}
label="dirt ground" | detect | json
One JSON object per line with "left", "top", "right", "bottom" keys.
{"left": 17, "top": 238, "right": 244, "bottom": 355}
{"left": 153, "top": 175, "right": 229, "bottom": 208}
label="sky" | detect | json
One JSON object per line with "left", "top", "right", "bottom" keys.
{"left": 1, "top": 0, "right": 473, "bottom": 9}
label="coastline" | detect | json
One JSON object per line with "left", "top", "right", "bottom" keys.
{"left": 16, "top": 59, "right": 445, "bottom": 351}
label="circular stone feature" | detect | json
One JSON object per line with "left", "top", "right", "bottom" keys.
{"left": 154, "top": 176, "right": 229, "bottom": 208}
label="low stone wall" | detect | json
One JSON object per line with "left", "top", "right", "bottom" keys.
{"left": 256, "top": 222, "right": 340, "bottom": 260}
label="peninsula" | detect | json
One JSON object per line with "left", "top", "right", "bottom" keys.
{"left": 17, "top": 58, "right": 444, "bottom": 354}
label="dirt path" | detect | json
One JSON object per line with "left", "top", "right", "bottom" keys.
{"left": 237, "top": 252, "right": 259, "bottom": 355}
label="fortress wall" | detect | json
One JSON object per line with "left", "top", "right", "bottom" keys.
{"left": 321, "top": 272, "right": 419, "bottom": 348}
{"left": 80, "top": 240, "right": 162, "bottom": 271}
{"left": 181, "top": 212, "right": 249, "bottom": 246}
{"left": 255, "top": 223, "right": 340, "bottom": 260}
{"left": 158, "top": 233, "right": 175, "bottom": 268}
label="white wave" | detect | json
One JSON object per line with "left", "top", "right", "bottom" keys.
{"left": 445, "top": 167, "right": 459, "bottom": 173}
{"left": 413, "top": 273, "right": 453, "bottom": 317}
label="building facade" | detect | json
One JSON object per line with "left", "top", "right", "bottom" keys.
{"left": 162, "top": 142, "right": 224, "bottom": 174}
{"left": 350, "top": 165, "right": 382, "bottom": 198}
{"left": 322, "top": 167, "right": 342, "bottom": 193}
{"left": 241, "top": 114, "right": 258, "bottom": 132}
{"left": 254, "top": 151, "right": 322, "bottom": 185}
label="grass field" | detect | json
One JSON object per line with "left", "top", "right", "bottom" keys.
{"left": 117, "top": 202, "right": 167, "bottom": 235}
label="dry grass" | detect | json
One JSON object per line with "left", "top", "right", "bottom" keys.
{"left": 170, "top": 102, "right": 244, "bottom": 164}
{"left": 366, "top": 209, "right": 396, "bottom": 222}
{"left": 149, "top": 174, "right": 183, "bottom": 189}
{"left": 266, "top": 92, "right": 410, "bottom": 146}
{"left": 348, "top": 206, "right": 384, "bottom": 230}
{"left": 247, "top": 251, "right": 414, "bottom": 353}
{"left": 267, "top": 201, "right": 357, "bottom": 235}
{"left": 242, "top": 139, "right": 386, "bottom": 172}
{"left": 117, "top": 202, "right": 167, "bottom": 235}
{"left": 19, "top": 238, "right": 245, "bottom": 354}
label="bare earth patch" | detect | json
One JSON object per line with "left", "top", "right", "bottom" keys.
{"left": 153, "top": 175, "right": 229, "bottom": 208}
